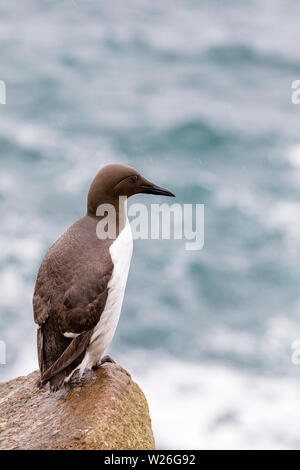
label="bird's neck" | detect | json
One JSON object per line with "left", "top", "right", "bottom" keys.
{"left": 87, "top": 196, "right": 128, "bottom": 239}
{"left": 115, "top": 196, "right": 127, "bottom": 234}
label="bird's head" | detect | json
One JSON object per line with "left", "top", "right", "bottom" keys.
{"left": 87, "top": 164, "right": 175, "bottom": 215}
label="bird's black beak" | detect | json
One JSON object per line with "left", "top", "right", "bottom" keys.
{"left": 139, "top": 178, "right": 175, "bottom": 197}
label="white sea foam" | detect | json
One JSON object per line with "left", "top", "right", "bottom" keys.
{"left": 0, "top": 268, "right": 30, "bottom": 309}
{"left": 268, "top": 201, "right": 300, "bottom": 254}
{"left": 0, "top": 237, "right": 43, "bottom": 263}
{"left": 126, "top": 354, "right": 300, "bottom": 450}
{"left": 3, "top": 336, "right": 38, "bottom": 381}
{"left": 287, "top": 144, "right": 300, "bottom": 169}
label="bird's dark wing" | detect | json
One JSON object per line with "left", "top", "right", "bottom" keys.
{"left": 57, "top": 266, "right": 113, "bottom": 336}
{"left": 33, "top": 261, "right": 53, "bottom": 375}
{"left": 39, "top": 265, "right": 113, "bottom": 385}
{"left": 33, "top": 283, "right": 51, "bottom": 327}
{"left": 33, "top": 217, "right": 114, "bottom": 385}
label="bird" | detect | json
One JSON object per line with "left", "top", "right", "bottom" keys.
{"left": 33, "top": 163, "right": 175, "bottom": 391}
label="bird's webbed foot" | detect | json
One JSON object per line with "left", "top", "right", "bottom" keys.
{"left": 100, "top": 355, "right": 116, "bottom": 365}
{"left": 92, "top": 355, "right": 116, "bottom": 370}
{"left": 49, "top": 373, "right": 65, "bottom": 392}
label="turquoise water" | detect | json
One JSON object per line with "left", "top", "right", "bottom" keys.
{"left": 1, "top": 0, "right": 300, "bottom": 449}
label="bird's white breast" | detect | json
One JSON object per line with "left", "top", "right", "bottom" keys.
{"left": 78, "top": 218, "right": 133, "bottom": 375}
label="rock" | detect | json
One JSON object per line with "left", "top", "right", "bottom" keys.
{"left": 0, "top": 363, "right": 155, "bottom": 450}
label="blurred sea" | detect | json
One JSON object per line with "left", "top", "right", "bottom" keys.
{"left": 1, "top": 0, "right": 300, "bottom": 449}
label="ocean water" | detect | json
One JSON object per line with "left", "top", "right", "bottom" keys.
{"left": 1, "top": 0, "right": 300, "bottom": 449}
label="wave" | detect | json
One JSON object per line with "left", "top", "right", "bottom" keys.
{"left": 126, "top": 353, "right": 300, "bottom": 450}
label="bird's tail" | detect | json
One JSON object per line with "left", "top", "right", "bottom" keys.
{"left": 39, "top": 330, "right": 92, "bottom": 389}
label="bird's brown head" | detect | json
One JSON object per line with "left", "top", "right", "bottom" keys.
{"left": 87, "top": 164, "right": 175, "bottom": 215}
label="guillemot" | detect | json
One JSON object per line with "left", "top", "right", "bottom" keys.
{"left": 33, "top": 164, "right": 175, "bottom": 391}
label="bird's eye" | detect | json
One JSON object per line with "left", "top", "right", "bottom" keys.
{"left": 132, "top": 175, "right": 139, "bottom": 182}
